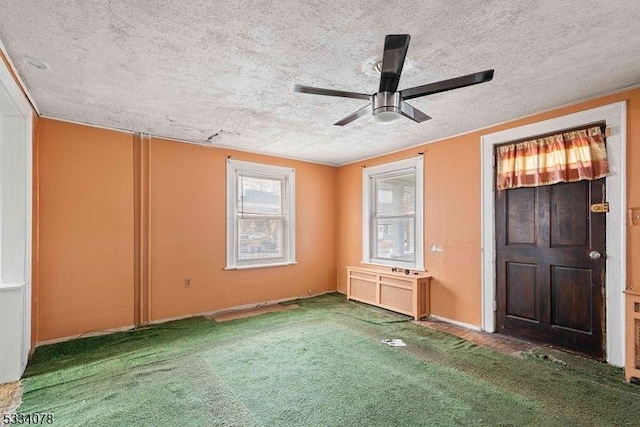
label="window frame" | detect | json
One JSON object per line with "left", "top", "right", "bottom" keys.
{"left": 226, "top": 159, "right": 296, "bottom": 270}
{"left": 362, "top": 156, "right": 424, "bottom": 270}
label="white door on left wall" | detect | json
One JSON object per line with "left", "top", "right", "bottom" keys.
{"left": 0, "top": 54, "right": 33, "bottom": 384}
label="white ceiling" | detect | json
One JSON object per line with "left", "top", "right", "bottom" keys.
{"left": 1, "top": 1, "right": 639, "bottom": 166}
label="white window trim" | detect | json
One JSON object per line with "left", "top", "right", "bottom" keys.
{"left": 362, "top": 156, "right": 424, "bottom": 271}
{"left": 226, "top": 159, "right": 296, "bottom": 270}
{"left": 480, "top": 101, "right": 626, "bottom": 366}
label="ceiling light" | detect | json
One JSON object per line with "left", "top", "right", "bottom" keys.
{"left": 22, "top": 56, "right": 50, "bottom": 70}
{"left": 372, "top": 92, "right": 402, "bottom": 124}
{"left": 373, "top": 111, "right": 401, "bottom": 124}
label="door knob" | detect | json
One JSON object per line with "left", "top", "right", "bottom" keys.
{"left": 589, "top": 251, "right": 602, "bottom": 260}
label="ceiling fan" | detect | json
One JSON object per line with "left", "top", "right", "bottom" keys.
{"left": 294, "top": 34, "right": 494, "bottom": 126}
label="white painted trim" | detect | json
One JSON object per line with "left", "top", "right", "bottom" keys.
{"left": 226, "top": 159, "right": 296, "bottom": 269}
{"left": 362, "top": 156, "right": 424, "bottom": 270}
{"left": 427, "top": 314, "right": 483, "bottom": 331}
{"left": 360, "top": 261, "right": 426, "bottom": 272}
{"left": 225, "top": 261, "right": 298, "bottom": 270}
{"left": 0, "top": 65, "right": 31, "bottom": 120}
{"left": 0, "top": 55, "right": 33, "bottom": 382}
{"left": 39, "top": 115, "right": 136, "bottom": 134}
{"left": 0, "top": 282, "right": 26, "bottom": 291}
{"left": 0, "top": 38, "right": 39, "bottom": 114}
{"left": 480, "top": 101, "right": 627, "bottom": 366}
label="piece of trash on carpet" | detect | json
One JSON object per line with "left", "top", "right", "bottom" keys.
{"left": 382, "top": 339, "right": 406, "bottom": 347}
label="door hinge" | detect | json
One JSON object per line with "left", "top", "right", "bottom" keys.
{"left": 492, "top": 299, "right": 497, "bottom": 312}
{"left": 591, "top": 202, "right": 609, "bottom": 213}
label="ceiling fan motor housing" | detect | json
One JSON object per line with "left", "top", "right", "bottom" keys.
{"left": 371, "top": 91, "right": 405, "bottom": 124}
{"left": 372, "top": 91, "right": 402, "bottom": 115}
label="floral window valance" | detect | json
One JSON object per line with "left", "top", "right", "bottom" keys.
{"left": 495, "top": 125, "right": 609, "bottom": 191}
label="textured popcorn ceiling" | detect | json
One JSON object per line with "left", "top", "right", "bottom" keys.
{"left": 1, "top": 1, "right": 639, "bottom": 165}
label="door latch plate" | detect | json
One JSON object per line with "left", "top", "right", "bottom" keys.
{"left": 591, "top": 203, "right": 609, "bottom": 213}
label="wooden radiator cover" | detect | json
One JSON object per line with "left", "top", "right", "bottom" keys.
{"left": 625, "top": 289, "right": 640, "bottom": 382}
{"left": 346, "top": 266, "right": 431, "bottom": 320}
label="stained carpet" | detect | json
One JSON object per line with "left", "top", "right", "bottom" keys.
{"left": 16, "top": 293, "right": 640, "bottom": 426}
{"left": 208, "top": 303, "right": 299, "bottom": 322}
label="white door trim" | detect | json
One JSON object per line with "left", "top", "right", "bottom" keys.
{"left": 0, "top": 52, "right": 33, "bottom": 383}
{"left": 480, "top": 101, "right": 627, "bottom": 366}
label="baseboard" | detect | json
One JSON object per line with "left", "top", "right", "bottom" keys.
{"left": 428, "top": 314, "right": 482, "bottom": 331}
{"left": 150, "top": 290, "right": 335, "bottom": 324}
{"left": 36, "top": 324, "right": 137, "bottom": 347}
{"left": 35, "top": 290, "right": 337, "bottom": 347}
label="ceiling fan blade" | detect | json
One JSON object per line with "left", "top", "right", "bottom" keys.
{"left": 400, "top": 69, "right": 494, "bottom": 100}
{"left": 378, "top": 34, "right": 411, "bottom": 93}
{"left": 400, "top": 101, "right": 431, "bottom": 123}
{"left": 294, "top": 85, "right": 370, "bottom": 100}
{"left": 334, "top": 104, "right": 371, "bottom": 126}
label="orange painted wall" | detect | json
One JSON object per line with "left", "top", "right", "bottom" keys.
{"left": 148, "top": 138, "right": 336, "bottom": 321}
{"left": 37, "top": 119, "right": 135, "bottom": 341}
{"left": 32, "top": 88, "right": 639, "bottom": 338}
{"left": 35, "top": 120, "right": 336, "bottom": 341}
{"left": 336, "top": 87, "right": 640, "bottom": 327}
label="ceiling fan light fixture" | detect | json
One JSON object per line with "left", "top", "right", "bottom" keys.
{"left": 373, "top": 110, "right": 401, "bottom": 124}
{"left": 372, "top": 91, "right": 402, "bottom": 124}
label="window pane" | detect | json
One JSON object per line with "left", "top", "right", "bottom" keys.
{"left": 375, "top": 171, "right": 415, "bottom": 217}
{"left": 372, "top": 217, "right": 415, "bottom": 262}
{"left": 238, "top": 217, "right": 285, "bottom": 262}
{"left": 362, "top": 156, "right": 422, "bottom": 270}
{"left": 237, "top": 174, "right": 283, "bottom": 216}
{"left": 372, "top": 169, "right": 416, "bottom": 263}
{"left": 227, "top": 160, "right": 296, "bottom": 269}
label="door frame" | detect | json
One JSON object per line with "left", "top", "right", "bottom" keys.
{"left": 480, "top": 101, "right": 627, "bottom": 366}
{"left": 0, "top": 45, "right": 34, "bottom": 382}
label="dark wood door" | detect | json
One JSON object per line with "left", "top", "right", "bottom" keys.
{"left": 496, "top": 179, "right": 606, "bottom": 359}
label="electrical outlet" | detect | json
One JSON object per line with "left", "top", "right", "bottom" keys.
{"left": 185, "top": 278, "right": 191, "bottom": 288}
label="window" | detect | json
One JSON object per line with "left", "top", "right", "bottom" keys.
{"left": 226, "top": 159, "right": 295, "bottom": 269}
{"left": 362, "top": 156, "right": 423, "bottom": 270}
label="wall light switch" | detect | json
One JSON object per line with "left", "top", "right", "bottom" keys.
{"left": 630, "top": 208, "right": 640, "bottom": 225}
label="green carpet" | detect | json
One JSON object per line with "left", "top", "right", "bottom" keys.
{"left": 18, "top": 293, "right": 640, "bottom": 426}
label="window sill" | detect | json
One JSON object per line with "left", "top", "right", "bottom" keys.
{"left": 361, "top": 261, "right": 425, "bottom": 272}
{"left": 225, "top": 261, "right": 297, "bottom": 271}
